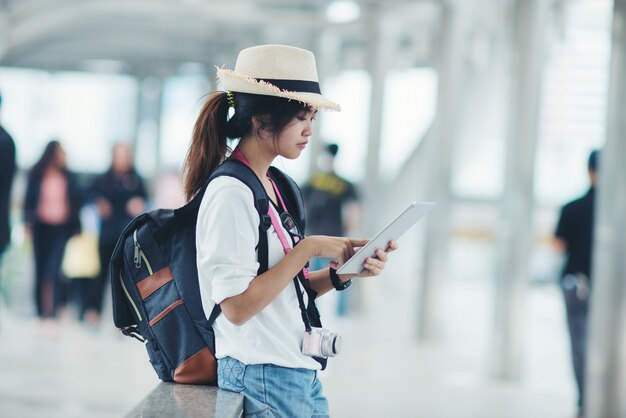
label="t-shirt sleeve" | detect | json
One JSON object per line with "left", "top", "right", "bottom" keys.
{"left": 555, "top": 205, "right": 570, "bottom": 242}
{"left": 197, "top": 178, "right": 260, "bottom": 304}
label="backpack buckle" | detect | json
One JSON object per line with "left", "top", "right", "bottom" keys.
{"left": 121, "top": 326, "right": 146, "bottom": 343}
{"left": 260, "top": 214, "right": 272, "bottom": 231}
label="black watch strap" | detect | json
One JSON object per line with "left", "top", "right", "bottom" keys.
{"left": 329, "top": 268, "right": 352, "bottom": 291}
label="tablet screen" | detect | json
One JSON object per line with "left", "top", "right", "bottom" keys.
{"left": 335, "top": 202, "right": 435, "bottom": 275}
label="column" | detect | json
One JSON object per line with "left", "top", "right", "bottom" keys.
{"left": 491, "top": 0, "right": 549, "bottom": 379}
{"left": 134, "top": 75, "right": 164, "bottom": 178}
{"left": 416, "top": 2, "right": 464, "bottom": 341}
{"left": 362, "top": 4, "right": 388, "bottom": 220}
{"left": 310, "top": 29, "right": 342, "bottom": 178}
{"left": 586, "top": 0, "right": 626, "bottom": 416}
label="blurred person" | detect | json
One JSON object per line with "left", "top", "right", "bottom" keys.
{"left": 302, "top": 143, "right": 361, "bottom": 316}
{"left": 89, "top": 142, "right": 146, "bottom": 324}
{"left": 24, "top": 141, "right": 82, "bottom": 323}
{"left": 153, "top": 167, "right": 185, "bottom": 209}
{"left": 553, "top": 149, "right": 600, "bottom": 418}
{"left": 0, "top": 93, "right": 17, "bottom": 283}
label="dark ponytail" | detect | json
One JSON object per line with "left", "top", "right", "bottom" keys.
{"left": 183, "top": 92, "right": 230, "bottom": 201}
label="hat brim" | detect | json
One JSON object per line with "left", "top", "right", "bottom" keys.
{"left": 216, "top": 68, "right": 341, "bottom": 112}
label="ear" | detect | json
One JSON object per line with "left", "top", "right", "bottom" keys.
{"left": 252, "top": 115, "right": 272, "bottom": 139}
{"left": 251, "top": 116, "right": 265, "bottom": 140}
{"left": 251, "top": 116, "right": 263, "bottom": 131}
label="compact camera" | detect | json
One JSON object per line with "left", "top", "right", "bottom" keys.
{"left": 302, "top": 327, "right": 342, "bottom": 358}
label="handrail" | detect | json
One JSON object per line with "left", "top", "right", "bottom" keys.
{"left": 125, "top": 382, "right": 243, "bottom": 418}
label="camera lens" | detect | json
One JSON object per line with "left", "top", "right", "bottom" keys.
{"left": 320, "top": 332, "right": 342, "bottom": 357}
{"left": 332, "top": 335, "right": 342, "bottom": 355}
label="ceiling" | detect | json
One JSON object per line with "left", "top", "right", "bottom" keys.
{"left": 0, "top": 0, "right": 439, "bottom": 77}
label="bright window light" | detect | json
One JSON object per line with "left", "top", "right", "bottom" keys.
{"left": 326, "top": 1, "right": 360, "bottom": 24}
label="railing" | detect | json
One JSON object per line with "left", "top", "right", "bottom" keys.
{"left": 125, "top": 382, "right": 243, "bottom": 418}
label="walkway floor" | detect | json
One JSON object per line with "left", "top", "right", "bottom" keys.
{"left": 0, "top": 236, "right": 578, "bottom": 418}
{"left": 0, "top": 279, "right": 577, "bottom": 418}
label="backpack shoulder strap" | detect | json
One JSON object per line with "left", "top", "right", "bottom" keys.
{"left": 268, "top": 166, "right": 306, "bottom": 233}
{"left": 203, "top": 159, "right": 273, "bottom": 326}
{"left": 209, "top": 159, "right": 272, "bottom": 272}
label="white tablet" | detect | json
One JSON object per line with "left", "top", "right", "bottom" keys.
{"left": 335, "top": 202, "right": 435, "bottom": 275}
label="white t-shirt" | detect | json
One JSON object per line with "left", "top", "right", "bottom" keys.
{"left": 196, "top": 175, "right": 320, "bottom": 370}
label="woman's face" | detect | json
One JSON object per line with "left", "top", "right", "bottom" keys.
{"left": 54, "top": 145, "right": 66, "bottom": 168}
{"left": 274, "top": 110, "right": 317, "bottom": 160}
{"left": 112, "top": 143, "right": 133, "bottom": 173}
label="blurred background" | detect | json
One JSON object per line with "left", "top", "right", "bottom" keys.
{"left": 0, "top": 0, "right": 625, "bottom": 417}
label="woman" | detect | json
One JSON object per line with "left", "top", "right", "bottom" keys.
{"left": 24, "top": 140, "right": 82, "bottom": 321}
{"left": 89, "top": 142, "right": 147, "bottom": 324}
{"left": 184, "top": 45, "right": 397, "bottom": 417}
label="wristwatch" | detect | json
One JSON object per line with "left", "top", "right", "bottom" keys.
{"left": 329, "top": 268, "right": 352, "bottom": 291}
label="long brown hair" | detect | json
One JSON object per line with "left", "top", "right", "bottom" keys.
{"left": 182, "top": 91, "right": 312, "bottom": 201}
{"left": 182, "top": 92, "right": 230, "bottom": 201}
{"left": 31, "top": 140, "right": 65, "bottom": 179}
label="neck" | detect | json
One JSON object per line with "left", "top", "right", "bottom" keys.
{"left": 237, "top": 136, "right": 276, "bottom": 180}
{"left": 112, "top": 168, "right": 129, "bottom": 176}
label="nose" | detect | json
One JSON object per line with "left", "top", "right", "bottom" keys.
{"left": 303, "top": 119, "right": 313, "bottom": 137}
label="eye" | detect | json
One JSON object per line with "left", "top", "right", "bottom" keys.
{"left": 297, "top": 112, "right": 316, "bottom": 122}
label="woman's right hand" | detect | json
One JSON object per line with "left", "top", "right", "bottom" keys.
{"left": 302, "top": 235, "right": 369, "bottom": 265}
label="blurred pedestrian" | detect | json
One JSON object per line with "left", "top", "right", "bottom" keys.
{"left": 553, "top": 149, "right": 600, "bottom": 418}
{"left": 89, "top": 142, "right": 146, "bottom": 324}
{"left": 302, "top": 143, "right": 361, "bottom": 316}
{"left": 0, "top": 92, "right": 17, "bottom": 283}
{"left": 24, "top": 141, "right": 82, "bottom": 323}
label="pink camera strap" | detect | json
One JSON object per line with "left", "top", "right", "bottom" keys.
{"left": 231, "top": 149, "right": 309, "bottom": 279}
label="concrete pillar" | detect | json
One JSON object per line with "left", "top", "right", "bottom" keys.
{"left": 310, "top": 29, "right": 342, "bottom": 179}
{"left": 586, "top": 1, "right": 626, "bottom": 416}
{"left": 491, "top": 0, "right": 549, "bottom": 379}
{"left": 134, "top": 75, "right": 163, "bottom": 178}
{"left": 362, "top": 5, "right": 388, "bottom": 222}
{"left": 416, "top": 2, "right": 465, "bottom": 341}
{"left": 351, "top": 5, "right": 391, "bottom": 315}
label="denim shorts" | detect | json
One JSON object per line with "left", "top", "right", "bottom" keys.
{"left": 218, "top": 356, "right": 329, "bottom": 418}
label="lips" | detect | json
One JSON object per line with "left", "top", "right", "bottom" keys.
{"left": 297, "top": 141, "right": 308, "bottom": 147}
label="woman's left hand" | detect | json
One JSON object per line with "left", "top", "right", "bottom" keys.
{"left": 330, "top": 240, "right": 399, "bottom": 279}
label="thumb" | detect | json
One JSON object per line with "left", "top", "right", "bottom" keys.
{"left": 349, "top": 238, "right": 369, "bottom": 247}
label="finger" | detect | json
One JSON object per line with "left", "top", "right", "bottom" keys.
{"left": 375, "top": 248, "right": 388, "bottom": 263}
{"left": 348, "top": 241, "right": 357, "bottom": 258}
{"left": 362, "top": 261, "right": 382, "bottom": 276}
{"left": 344, "top": 244, "right": 353, "bottom": 264}
{"left": 367, "top": 257, "right": 386, "bottom": 270}
{"left": 349, "top": 238, "right": 369, "bottom": 247}
{"left": 385, "top": 240, "right": 399, "bottom": 252}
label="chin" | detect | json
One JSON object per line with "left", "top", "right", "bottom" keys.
{"left": 282, "top": 150, "right": 303, "bottom": 160}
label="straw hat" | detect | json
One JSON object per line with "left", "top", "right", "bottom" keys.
{"left": 216, "top": 44, "right": 340, "bottom": 111}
